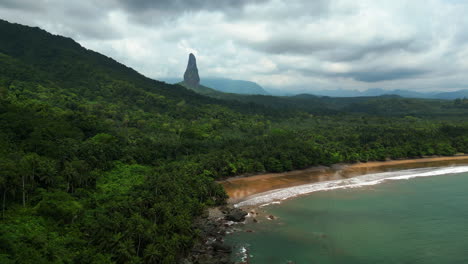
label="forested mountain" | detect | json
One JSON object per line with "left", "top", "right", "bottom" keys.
{"left": 164, "top": 77, "right": 268, "bottom": 95}
{"left": 433, "top": 90, "right": 468, "bottom": 100}
{"left": 1, "top": 19, "right": 468, "bottom": 264}
{"left": 201, "top": 78, "right": 268, "bottom": 95}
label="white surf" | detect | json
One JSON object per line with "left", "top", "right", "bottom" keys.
{"left": 235, "top": 165, "right": 468, "bottom": 207}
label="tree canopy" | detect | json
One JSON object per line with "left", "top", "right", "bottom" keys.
{"left": 1, "top": 19, "right": 468, "bottom": 263}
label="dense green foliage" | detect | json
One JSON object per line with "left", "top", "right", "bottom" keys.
{"left": 1, "top": 20, "right": 468, "bottom": 263}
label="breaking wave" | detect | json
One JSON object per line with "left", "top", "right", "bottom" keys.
{"left": 235, "top": 165, "right": 468, "bottom": 207}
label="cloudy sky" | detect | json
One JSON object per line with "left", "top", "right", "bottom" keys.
{"left": 1, "top": 0, "right": 468, "bottom": 92}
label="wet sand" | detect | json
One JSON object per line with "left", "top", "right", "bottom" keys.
{"left": 220, "top": 155, "right": 468, "bottom": 204}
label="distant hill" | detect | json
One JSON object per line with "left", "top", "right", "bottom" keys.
{"left": 162, "top": 77, "right": 268, "bottom": 95}
{"left": 297, "top": 88, "right": 468, "bottom": 100}
{"left": 433, "top": 90, "right": 468, "bottom": 100}
{"left": 201, "top": 78, "right": 268, "bottom": 95}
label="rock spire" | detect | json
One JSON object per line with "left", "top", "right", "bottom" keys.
{"left": 183, "top": 53, "right": 200, "bottom": 87}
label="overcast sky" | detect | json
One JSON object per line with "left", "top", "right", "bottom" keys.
{"left": 1, "top": 0, "right": 468, "bottom": 92}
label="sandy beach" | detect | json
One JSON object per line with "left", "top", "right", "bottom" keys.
{"left": 221, "top": 155, "right": 468, "bottom": 204}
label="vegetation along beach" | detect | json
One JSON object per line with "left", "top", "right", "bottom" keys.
{"left": 2, "top": 1, "right": 468, "bottom": 263}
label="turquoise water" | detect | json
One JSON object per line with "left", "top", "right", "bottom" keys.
{"left": 226, "top": 170, "right": 468, "bottom": 264}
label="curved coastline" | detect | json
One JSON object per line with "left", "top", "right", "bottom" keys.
{"left": 220, "top": 155, "right": 468, "bottom": 207}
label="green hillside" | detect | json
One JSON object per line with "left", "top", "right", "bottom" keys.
{"left": 1, "top": 19, "right": 468, "bottom": 264}
{"left": 200, "top": 78, "right": 268, "bottom": 95}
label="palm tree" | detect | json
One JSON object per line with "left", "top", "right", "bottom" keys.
{"left": 143, "top": 244, "right": 161, "bottom": 264}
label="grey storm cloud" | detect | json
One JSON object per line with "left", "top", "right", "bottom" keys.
{"left": 114, "top": 0, "right": 330, "bottom": 22}
{"left": 251, "top": 38, "right": 429, "bottom": 62}
{"left": 0, "top": 0, "right": 467, "bottom": 92}
{"left": 112, "top": 0, "right": 274, "bottom": 25}
{"left": 0, "top": 0, "right": 119, "bottom": 39}
{"left": 0, "top": 0, "right": 45, "bottom": 11}
{"left": 340, "top": 68, "right": 430, "bottom": 83}
{"left": 115, "top": 0, "right": 269, "bottom": 12}
{"left": 290, "top": 65, "right": 429, "bottom": 83}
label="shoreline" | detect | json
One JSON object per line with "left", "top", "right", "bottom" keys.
{"left": 225, "top": 165, "right": 468, "bottom": 264}
{"left": 200, "top": 155, "right": 468, "bottom": 263}
{"left": 221, "top": 155, "right": 468, "bottom": 205}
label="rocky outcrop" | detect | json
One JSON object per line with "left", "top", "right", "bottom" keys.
{"left": 224, "top": 208, "right": 248, "bottom": 222}
{"left": 183, "top": 53, "right": 200, "bottom": 88}
{"left": 179, "top": 206, "right": 247, "bottom": 264}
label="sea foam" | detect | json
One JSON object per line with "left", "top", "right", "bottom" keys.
{"left": 235, "top": 165, "right": 468, "bottom": 207}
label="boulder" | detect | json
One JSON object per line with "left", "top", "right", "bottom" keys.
{"left": 225, "top": 208, "right": 247, "bottom": 222}
{"left": 212, "top": 241, "right": 232, "bottom": 253}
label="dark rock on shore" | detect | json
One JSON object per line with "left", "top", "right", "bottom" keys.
{"left": 180, "top": 206, "right": 247, "bottom": 264}
{"left": 213, "top": 241, "right": 232, "bottom": 253}
{"left": 225, "top": 207, "right": 248, "bottom": 222}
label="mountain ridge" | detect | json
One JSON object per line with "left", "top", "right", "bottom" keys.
{"left": 287, "top": 88, "right": 468, "bottom": 100}
{"left": 162, "top": 77, "right": 269, "bottom": 95}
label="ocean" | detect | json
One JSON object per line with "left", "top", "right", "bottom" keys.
{"left": 226, "top": 166, "right": 468, "bottom": 264}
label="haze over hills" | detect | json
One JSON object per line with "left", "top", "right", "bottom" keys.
{"left": 162, "top": 77, "right": 269, "bottom": 95}
{"left": 162, "top": 54, "right": 268, "bottom": 95}
{"left": 202, "top": 78, "right": 268, "bottom": 95}
{"left": 164, "top": 70, "right": 467, "bottom": 101}
{"left": 162, "top": 54, "right": 468, "bottom": 100}
{"left": 163, "top": 77, "right": 269, "bottom": 95}
{"left": 157, "top": 53, "right": 468, "bottom": 116}
{"left": 300, "top": 88, "right": 468, "bottom": 100}
{"left": 165, "top": 76, "right": 468, "bottom": 100}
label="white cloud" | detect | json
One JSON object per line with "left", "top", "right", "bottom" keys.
{"left": 1, "top": 0, "right": 468, "bottom": 92}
